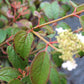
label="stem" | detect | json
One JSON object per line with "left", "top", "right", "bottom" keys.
{"left": 33, "top": 10, "right": 84, "bottom": 29}
{"left": 32, "top": 31, "right": 58, "bottom": 51}
{"left": 0, "top": 38, "right": 13, "bottom": 47}
{"left": 0, "top": 56, "right": 8, "bottom": 59}
{"left": 73, "top": 27, "right": 83, "bottom": 33}
{"left": 0, "top": 10, "right": 84, "bottom": 47}
{"left": 30, "top": 46, "right": 45, "bottom": 55}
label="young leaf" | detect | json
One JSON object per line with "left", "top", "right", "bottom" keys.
{"left": 40, "top": 1, "right": 60, "bottom": 19}
{"left": 30, "top": 51, "right": 50, "bottom": 84}
{"left": 79, "top": 15, "right": 84, "bottom": 29}
{"left": 7, "top": 46, "right": 27, "bottom": 70}
{"left": 14, "top": 30, "right": 34, "bottom": 58}
{"left": 0, "top": 67, "right": 20, "bottom": 82}
{"left": 8, "top": 79, "right": 23, "bottom": 84}
{"left": 0, "top": 29, "right": 6, "bottom": 43}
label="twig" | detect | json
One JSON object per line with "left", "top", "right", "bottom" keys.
{"left": 0, "top": 38, "right": 13, "bottom": 47}
{"left": 33, "top": 10, "right": 84, "bottom": 29}
{"left": 73, "top": 27, "right": 83, "bottom": 33}
{"left": 32, "top": 31, "right": 58, "bottom": 51}
{"left": 30, "top": 46, "right": 45, "bottom": 55}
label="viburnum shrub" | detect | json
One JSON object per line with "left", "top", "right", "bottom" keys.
{"left": 0, "top": 0, "right": 84, "bottom": 84}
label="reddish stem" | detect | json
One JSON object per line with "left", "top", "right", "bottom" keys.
{"left": 73, "top": 8, "right": 80, "bottom": 18}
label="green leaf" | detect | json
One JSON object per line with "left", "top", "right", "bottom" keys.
{"left": 43, "top": 25, "right": 54, "bottom": 34}
{"left": 30, "top": 51, "right": 50, "bottom": 84}
{"left": 7, "top": 46, "right": 27, "bottom": 69}
{"left": 50, "top": 67, "right": 67, "bottom": 84}
{"left": 47, "top": 31, "right": 56, "bottom": 38}
{"left": 0, "top": 67, "right": 20, "bottom": 82}
{"left": 11, "top": 28, "right": 21, "bottom": 35}
{"left": 59, "top": 8, "right": 66, "bottom": 17}
{"left": 22, "top": 76, "right": 32, "bottom": 84}
{"left": 76, "top": 4, "right": 84, "bottom": 12}
{"left": 0, "top": 29, "right": 6, "bottom": 43}
{"left": 9, "top": 79, "right": 23, "bottom": 84}
{"left": 52, "top": 51, "right": 63, "bottom": 67}
{"left": 79, "top": 15, "right": 84, "bottom": 29}
{"left": 36, "top": 42, "right": 45, "bottom": 50}
{"left": 40, "top": 1, "right": 60, "bottom": 19}
{"left": 14, "top": 30, "right": 34, "bottom": 58}
{"left": 56, "top": 22, "right": 71, "bottom": 30}
{"left": 78, "top": 50, "right": 84, "bottom": 57}
{"left": 58, "top": 0, "right": 70, "bottom": 4}
{"left": 62, "top": 4, "right": 71, "bottom": 12}
{"left": 0, "top": 19, "right": 5, "bottom": 28}
{"left": 50, "top": 67, "right": 60, "bottom": 84}
{"left": 5, "top": 27, "right": 12, "bottom": 37}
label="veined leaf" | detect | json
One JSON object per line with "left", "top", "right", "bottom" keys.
{"left": 0, "top": 29, "right": 6, "bottom": 43}
{"left": 30, "top": 51, "right": 50, "bottom": 84}
{"left": 14, "top": 30, "right": 34, "bottom": 58}
{"left": 8, "top": 79, "right": 23, "bottom": 84}
{"left": 7, "top": 46, "right": 27, "bottom": 69}
{"left": 0, "top": 67, "right": 20, "bottom": 82}
{"left": 40, "top": 1, "right": 60, "bottom": 19}
{"left": 50, "top": 66, "right": 67, "bottom": 84}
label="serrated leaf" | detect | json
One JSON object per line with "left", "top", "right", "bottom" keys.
{"left": 8, "top": 79, "right": 23, "bottom": 84}
{"left": 22, "top": 76, "right": 32, "bottom": 84}
{"left": 56, "top": 22, "right": 71, "bottom": 30}
{"left": 0, "top": 29, "right": 6, "bottom": 43}
{"left": 7, "top": 46, "right": 27, "bottom": 69}
{"left": 11, "top": 28, "right": 21, "bottom": 35}
{"left": 79, "top": 15, "right": 84, "bottom": 29}
{"left": 0, "top": 67, "right": 20, "bottom": 82}
{"left": 40, "top": 1, "right": 60, "bottom": 19}
{"left": 14, "top": 30, "right": 34, "bottom": 58}
{"left": 52, "top": 51, "right": 63, "bottom": 67}
{"left": 30, "top": 51, "right": 50, "bottom": 84}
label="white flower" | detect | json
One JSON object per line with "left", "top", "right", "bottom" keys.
{"left": 55, "top": 27, "right": 67, "bottom": 33}
{"left": 76, "top": 33, "right": 84, "bottom": 43}
{"left": 62, "top": 60, "right": 78, "bottom": 71}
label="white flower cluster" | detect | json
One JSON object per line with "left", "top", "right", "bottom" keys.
{"left": 62, "top": 60, "right": 78, "bottom": 71}
{"left": 76, "top": 33, "right": 84, "bottom": 43}
{"left": 55, "top": 27, "right": 83, "bottom": 71}
{"left": 55, "top": 27, "right": 67, "bottom": 33}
